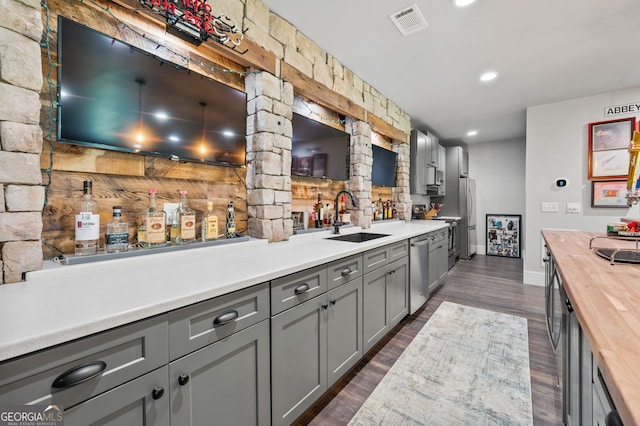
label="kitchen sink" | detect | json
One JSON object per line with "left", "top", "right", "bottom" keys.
{"left": 326, "top": 232, "right": 390, "bottom": 243}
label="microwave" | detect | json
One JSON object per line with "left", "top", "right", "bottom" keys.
{"left": 426, "top": 166, "right": 444, "bottom": 186}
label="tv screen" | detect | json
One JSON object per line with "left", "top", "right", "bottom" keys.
{"left": 57, "top": 17, "right": 247, "bottom": 167}
{"left": 291, "top": 113, "right": 350, "bottom": 180}
{"left": 372, "top": 144, "right": 397, "bottom": 187}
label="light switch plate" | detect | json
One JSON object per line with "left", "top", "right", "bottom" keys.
{"left": 541, "top": 202, "right": 559, "bottom": 213}
{"left": 566, "top": 202, "right": 581, "bottom": 214}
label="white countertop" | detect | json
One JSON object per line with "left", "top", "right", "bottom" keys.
{"left": 0, "top": 220, "right": 446, "bottom": 362}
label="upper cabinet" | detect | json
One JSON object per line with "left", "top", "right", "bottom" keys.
{"left": 426, "top": 132, "right": 439, "bottom": 168}
{"left": 410, "top": 129, "right": 444, "bottom": 195}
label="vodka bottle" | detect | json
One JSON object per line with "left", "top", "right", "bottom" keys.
{"left": 202, "top": 201, "right": 219, "bottom": 241}
{"left": 174, "top": 190, "right": 197, "bottom": 244}
{"left": 105, "top": 206, "right": 129, "bottom": 253}
{"left": 139, "top": 188, "right": 166, "bottom": 249}
{"left": 225, "top": 201, "right": 236, "bottom": 238}
{"left": 74, "top": 180, "right": 100, "bottom": 255}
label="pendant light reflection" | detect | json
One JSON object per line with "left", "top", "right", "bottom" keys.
{"left": 199, "top": 101, "right": 207, "bottom": 158}
{"left": 134, "top": 78, "right": 146, "bottom": 151}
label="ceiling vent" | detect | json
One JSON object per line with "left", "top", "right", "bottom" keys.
{"left": 389, "top": 4, "right": 428, "bottom": 36}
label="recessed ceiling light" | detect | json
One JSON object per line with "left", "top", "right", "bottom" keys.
{"left": 480, "top": 71, "right": 498, "bottom": 82}
{"left": 466, "top": 130, "right": 478, "bottom": 137}
{"left": 453, "top": 0, "right": 476, "bottom": 7}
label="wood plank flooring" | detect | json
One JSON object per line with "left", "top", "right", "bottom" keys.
{"left": 294, "top": 254, "right": 563, "bottom": 425}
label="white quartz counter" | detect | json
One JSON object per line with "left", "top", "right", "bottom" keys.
{"left": 0, "top": 220, "right": 447, "bottom": 362}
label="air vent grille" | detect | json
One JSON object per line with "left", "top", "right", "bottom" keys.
{"left": 389, "top": 4, "right": 428, "bottom": 36}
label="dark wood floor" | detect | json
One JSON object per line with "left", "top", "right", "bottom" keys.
{"left": 294, "top": 254, "right": 563, "bottom": 425}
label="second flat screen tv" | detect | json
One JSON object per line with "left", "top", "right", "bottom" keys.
{"left": 291, "top": 113, "right": 350, "bottom": 180}
{"left": 372, "top": 144, "right": 397, "bottom": 187}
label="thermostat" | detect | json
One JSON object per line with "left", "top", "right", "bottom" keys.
{"left": 555, "top": 178, "right": 568, "bottom": 188}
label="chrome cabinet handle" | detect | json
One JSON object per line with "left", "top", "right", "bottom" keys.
{"left": 52, "top": 361, "right": 107, "bottom": 389}
{"left": 294, "top": 283, "right": 310, "bottom": 294}
{"left": 213, "top": 310, "right": 239, "bottom": 326}
{"left": 341, "top": 267, "right": 352, "bottom": 276}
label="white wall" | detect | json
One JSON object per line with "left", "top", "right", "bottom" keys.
{"left": 525, "top": 87, "right": 640, "bottom": 285}
{"left": 468, "top": 139, "right": 526, "bottom": 255}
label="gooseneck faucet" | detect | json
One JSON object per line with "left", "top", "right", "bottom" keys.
{"left": 334, "top": 190, "right": 358, "bottom": 234}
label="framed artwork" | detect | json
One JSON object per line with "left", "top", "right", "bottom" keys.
{"left": 591, "top": 180, "right": 628, "bottom": 208}
{"left": 588, "top": 117, "right": 635, "bottom": 180}
{"left": 486, "top": 214, "right": 521, "bottom": 258}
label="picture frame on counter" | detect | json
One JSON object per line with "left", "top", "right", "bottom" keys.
{"left": 486, "top": 214, "right": 521, "bottom": 258}
{"left": 588, "top": 117, "right": 635, "bottom": 180}
{"left": 591, "top": 180, "right": 628, "bottom": 208}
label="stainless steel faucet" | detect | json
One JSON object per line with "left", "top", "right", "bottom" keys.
{"left": 334, "top": 190, "right": 358, "bottom": 234}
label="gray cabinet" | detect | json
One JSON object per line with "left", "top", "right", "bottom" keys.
{"left": 270, "top": 261, "right": 364, "bottom": 426}
{"left": 363, "top": 243, "right": 409, "bottom": 352}
{"left": 427, "top": 229, "right": 448, "bottom": 296}
{"left": 410, "top": 129, "right": 428, "bottom": 194}
{"left": 427, "top": 132, "right": 439, "bottom": 168}
{"left": 169, "top": 320, "right": 270, "bottom": 426}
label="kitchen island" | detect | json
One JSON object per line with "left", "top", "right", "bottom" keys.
{"left": 0, "top": 220, "right": 446, "bottom": 362}
{"left": 542, "top": 230, "right": 640, "bottom": 426}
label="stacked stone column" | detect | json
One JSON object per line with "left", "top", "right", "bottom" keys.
{"left": 0, "top": 0, "right": 45, "bottom": 283}
{"left": 245, "top": 70, "right": 294, "bottom": 241}
{"left": 393, "top": 140, "right": 412, "bottom": 221}
{"left": 345, "top": 118, "right": 372, "bottom": 229}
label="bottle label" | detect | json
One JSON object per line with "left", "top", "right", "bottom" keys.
{"left": 146, "top": 216, "right": 166, "bottom": 243}
{"left": 205, "top": 216, "right": 218, "bottom": 239}
{"left": 75, "top": 212, "right": 100, "bottom": 240}
{"left": 181, "top": 214, "right": 196, "bottom": 239}
{"left": 106, "top": 232, "right": 129, "bottom": 246}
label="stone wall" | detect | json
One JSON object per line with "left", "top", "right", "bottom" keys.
{"left": 0, "top": 0, "right": 45, "bottom": 283}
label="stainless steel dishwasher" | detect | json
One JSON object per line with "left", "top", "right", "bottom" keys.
{"left": 409, "top": 234, "right": 430, "bottom": 314}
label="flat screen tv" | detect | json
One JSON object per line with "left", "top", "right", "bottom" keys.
{"left": 372, "top": 144, "right": 397, "bottom": 187}
{"left": 291, "top": 113, "right": 350, "bottom": 180}
{"left": 57, "top": 17, "right": 247, "bottom": 167}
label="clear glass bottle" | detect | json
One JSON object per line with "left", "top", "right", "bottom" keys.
{"left": 174, "top": 190, "right": 197, "bottom": 244}
{"left": 202, "top": 201, "right": 219, "bottom": 241}
{"left": 105, "top": 205, "right": 129, "bottom": 253}
{"left": 74, "top": 180, "right": 100, "bottom": 255}
{"left": 139, "top": 188, "right": 166, "bottom": 249}
{"left": 225, "top": 201, "right": 236, "bottom": 239}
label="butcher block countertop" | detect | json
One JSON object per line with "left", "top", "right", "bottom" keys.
{"left": 542, "top": 230, "right": 640, "bottom": 426}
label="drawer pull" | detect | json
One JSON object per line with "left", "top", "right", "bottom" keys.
{"left": 52, "top": 361, "right": 107, "bottom": 389}
{"left": 178, "top": 374, "right": 190, "bottom": 386}
{"left": 213, "top": 310, "right": 239, "bottom": 326}
{"left": 152, "top": 387, "right": 165, "bottom": 400}
{"left": 341, "top": 267, "right": 352, "bottom": 276}
{"left": 294, "top": 283, "right": 310, "bottom": 295}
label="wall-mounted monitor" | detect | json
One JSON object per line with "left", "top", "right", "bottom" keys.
{"left": 291, "top": 112, "right": 350, "bottom": 180}
{"left": 57, "top": 17, "right": 247, "bottom": 167}
{"left": 372, "top": 144, "right": 397, "bottom": 187}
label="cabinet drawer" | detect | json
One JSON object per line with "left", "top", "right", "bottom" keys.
{"left": 388, "top": 240, "right": 409, "bottom": 262}
{"left": 0, "top": 314, "right": 168, "bottom": 409}
{"left": 363, "top": 245, "right": 389, "bottom": 274}
{"left": 327, "top": 254, "right": 363, "bottom": 290}
{"left": 169, "top": 282, "right": 269, "bottom": 360}
{"left": 271, "top": 265, "right": 327, "bottom": 315}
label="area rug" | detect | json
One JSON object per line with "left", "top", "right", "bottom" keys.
{"left": 348, "top": 301, "right": 533, "bottom": 425}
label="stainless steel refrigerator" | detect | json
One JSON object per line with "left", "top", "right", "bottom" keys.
{"left": 458, "top": 177, "right": 477, "bottom": 259}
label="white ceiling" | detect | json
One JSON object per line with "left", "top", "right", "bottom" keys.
{"left": 261, "top": 0, "right": 640, "bottom": 144}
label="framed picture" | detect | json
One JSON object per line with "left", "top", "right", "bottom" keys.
{"left": 588, "top": 117, "right": 635, "bottom": 180}
{"left": 486, "top": 214, "right": 521, "bottom": 258}
{"left": 591, "top": 180, "right": 628, "bottom": 208}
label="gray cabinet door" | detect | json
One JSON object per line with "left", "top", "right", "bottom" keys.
{"left": 169, "top": 320, "right": 270, "bottom": 426}
{"left": 428, "top": 241, "right": 439, "bottom": 294}
{"left": 63, "top": 366, "right": 170, "bottom": 426}
{"left": 363, "top": 266, "right": 389, "bottom": 353}
{"left": 388, "top": 257, "right": 409, "bottom": 329}
{"left": 437, "top": 239, "right": 448, "bottom": 283}
{"left": 271, "top": 296, "right": 328, "bottom": 426}
{"left": 327, "top": 277, "right": 364, "bottom": 385}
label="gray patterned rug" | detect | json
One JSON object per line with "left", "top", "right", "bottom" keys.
{"left": 348, "top": 302, "right": 533, "bottom": 425}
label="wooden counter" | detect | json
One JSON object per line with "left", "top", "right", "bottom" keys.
{"left": 542, "top": 230, "right": 640, "bottom": 426}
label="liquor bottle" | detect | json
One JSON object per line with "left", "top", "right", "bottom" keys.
{"left": 376, "top": 198, "right": 384, "bottom": 221}
{"left": 225, "top": 201, "right": 236, "bottom": 238}
{"left": 174, "top": 190, "right": 197, "bottom": 244}
{"left": 202, "top": 201, "right": 219, "bottom": 241}
{"left": 139, "top": 188, "right": 166, "bottom": 249}
{"left": 315, "top": 193, "right": 323, "bottom": 228}
{"left": 75, "top": 180, "right": 100, "bottom": 255}
{"left": 105, "top": 206, "right": 129, "bottom": 253}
